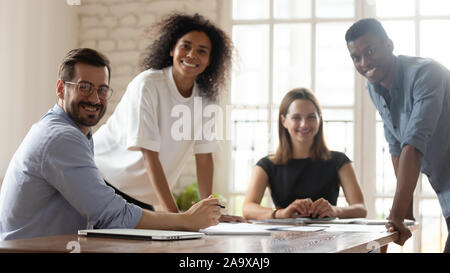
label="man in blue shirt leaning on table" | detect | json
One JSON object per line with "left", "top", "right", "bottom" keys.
{"left": 0, "top": 48, "right": 221, "bottom": 241}
{"left": 346, "top": 18, "right": 450, "bottom": 253}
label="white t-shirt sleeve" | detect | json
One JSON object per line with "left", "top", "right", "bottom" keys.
{"left": 125, "top": 77, "right": 161, "bottom": 152}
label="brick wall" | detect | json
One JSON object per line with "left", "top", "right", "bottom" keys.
{"left": 77, "top": 0, "right": 221, "bottom": 195}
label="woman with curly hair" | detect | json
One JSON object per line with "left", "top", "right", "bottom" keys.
{"left": 93, "top": 13, "right": 238, "bottom": 219}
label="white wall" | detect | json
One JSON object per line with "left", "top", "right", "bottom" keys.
{"left": 0, "top": 0, "right": 78, "bottom": 179}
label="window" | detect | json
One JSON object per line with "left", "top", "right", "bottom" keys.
{"left": 221, "top": 0, "right": 450, "bottom": 252}
{"left": 226, "top": 0, "right": 356, "bottom": 219}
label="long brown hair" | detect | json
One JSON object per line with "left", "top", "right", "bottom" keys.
{"left": 272, "top": 87, "right": 330, "bottom": 164}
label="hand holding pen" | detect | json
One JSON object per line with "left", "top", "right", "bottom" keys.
{"left": 183, "top": 195, "right": 222, "bottom": 230}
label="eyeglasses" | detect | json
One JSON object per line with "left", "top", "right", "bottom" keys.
{"left": 64, "top": 81, "right": 113, "bottom": 100}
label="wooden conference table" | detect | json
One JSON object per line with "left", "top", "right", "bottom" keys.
{"left": 0, "top": 227, "right": 415, "bottom": 253}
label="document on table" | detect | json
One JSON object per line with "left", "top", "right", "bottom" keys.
{"left": 312, "top": 224, "right": 388, "bottom": 233}
{"left": 199, "top": 222, "right": 325, "bottom": 235}
{"left": 350, "top": 219, "right": 415, "bottom": 226}
{"left": 253, "top": 217, "right": 352, "bottom": 225}
{"left": 200, "top": 223, "right": 272, "bottom": 235}
{"left": 253, "top": 218, "right": 415, "bottom": 226}
{"left": 274, "top": 225, "right": 326, "bottom": 232}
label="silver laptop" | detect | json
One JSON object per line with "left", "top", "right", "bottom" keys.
{"left": 78, "top": 228, "right": 204, "bottom": 241}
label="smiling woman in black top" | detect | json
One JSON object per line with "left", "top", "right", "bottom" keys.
{"left": 243, "top": 88, "right": 367, "bottom": 220}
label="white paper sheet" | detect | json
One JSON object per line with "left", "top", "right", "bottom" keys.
{"left": 312, "top": 224, "right": 388, "bottom": 233}
{"left": 199, "top": 222, "right": 326, "bottom": 235}
{"left": 200, "top": 223, "right": 272, "bottom": 235}
{"left": 273, "top": 226, "right": 326, "bottom": 232}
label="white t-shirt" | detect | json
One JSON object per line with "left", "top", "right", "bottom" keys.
{"left": 93, "top": 67, "right": 220, "bottom": 206}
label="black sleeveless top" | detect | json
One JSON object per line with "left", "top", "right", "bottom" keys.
{"left": 256, "top": 151, "right": 351, "bottom": 208}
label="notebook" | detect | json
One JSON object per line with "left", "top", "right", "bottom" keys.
{"left": 78, "top": 228, "right": 204, "bottom": 241}
{"left": 254, "top": 217, "right": 415, "bottom": 226}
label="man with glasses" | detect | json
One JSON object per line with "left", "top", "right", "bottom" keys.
{"left": 0, "top": 48, "right": 221, "bottom": 240}
{"left": 345, "top": 18, "right": 450, "bottom": 252}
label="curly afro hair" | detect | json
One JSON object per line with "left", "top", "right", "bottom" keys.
{"left": 140, "top": 13, "right": 233, "bottom": 101}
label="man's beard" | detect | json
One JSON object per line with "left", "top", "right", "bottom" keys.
{"left": 66, "top": 100, "right": 106, "bottom": 128}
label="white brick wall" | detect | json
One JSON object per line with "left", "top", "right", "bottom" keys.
{"left": 77, "top": 0, "right": 221, "bottom": 195}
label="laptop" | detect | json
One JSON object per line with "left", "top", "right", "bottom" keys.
{"left": 78, "top": 228, "right": 204, "bottom": 241}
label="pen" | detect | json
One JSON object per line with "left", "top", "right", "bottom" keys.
{"left": 216, "top": 204, "right": 226, "bottom": 209}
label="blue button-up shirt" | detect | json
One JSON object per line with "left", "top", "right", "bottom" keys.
{"left": 0, "top": 105, "right": 142, "bottom": 240}
{"left": 368, "top": 55, "right": 450, "bottom": 219}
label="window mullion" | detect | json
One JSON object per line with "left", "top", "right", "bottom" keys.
{"left": 413, "top": 0, "right": 421, "bottom": 253}
{"left": 311, "top": 0, "right": 316, "bottom": 92}
{"left": 268, "top": 0, "right": 274, "bottom": 154}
